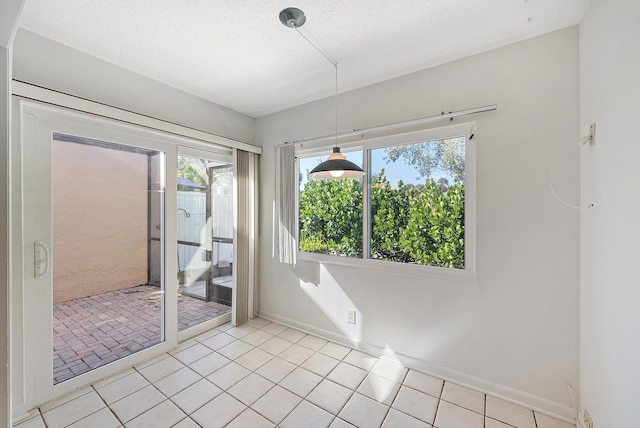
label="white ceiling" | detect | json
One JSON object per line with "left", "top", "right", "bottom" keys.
{"left": 18, "top": 0, "right": 589, "bottom": 118}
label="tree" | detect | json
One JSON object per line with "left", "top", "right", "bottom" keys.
{"left": 384, "top": 137, "right": 465, "bottom": 180}
{"left": 399, "top": 177, "right": 465, "bottom": 268}
{"left": 177, "top": 159, "right": 233, "bottom": 195}
{"left": 177, "top": 162, "right": 206, "bottom": 187}
{"left": 370, "top": 169, "right": 413, "bottom": 262}
{"left": 299, "top": 170, "right": 465, "bottom": 268}
{"left": 436, "top": 177, "right": 449, "bottom": 192}
{"left": 298, "top": 176, "right": 363, "bottom": 257}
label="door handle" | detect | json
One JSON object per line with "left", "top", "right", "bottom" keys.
{"left": 34, "top": 241, "right": 50, "bottom": 278}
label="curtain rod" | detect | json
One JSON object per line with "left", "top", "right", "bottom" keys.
{"left": 275, "top": 104, "right": 497, "bottom": 149}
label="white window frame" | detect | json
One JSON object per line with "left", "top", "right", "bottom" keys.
{"left": 296, "top": 122, "right": 476, "bottom": 282}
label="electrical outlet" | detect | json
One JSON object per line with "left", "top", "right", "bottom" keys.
{"left": 346, "top": 309, "right": 356, "bottom": 324}
{"left": 584, "top": 409, "right": 593, "bottom": 428}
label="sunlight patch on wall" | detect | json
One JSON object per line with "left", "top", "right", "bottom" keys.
{"left": 299, "top": 263, "right": 362, "bottom": 344}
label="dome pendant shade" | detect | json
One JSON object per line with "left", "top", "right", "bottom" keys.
{"left": 309, "top": 147, "right": 366, "bottom": 179}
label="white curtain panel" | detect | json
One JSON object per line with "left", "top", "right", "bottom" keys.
{"left": 274, "top": 144, "right": 297, "bottom": 265}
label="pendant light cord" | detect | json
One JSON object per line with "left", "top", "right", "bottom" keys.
{"left": 293, "top": 27, "right": 340, "bottom": 147}
{"left": 334, "top": 62, "right": 338, "bottom": 147}
{"left": 294, "top": 28, "right": 337, "bottom": 67}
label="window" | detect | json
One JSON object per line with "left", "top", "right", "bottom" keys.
{"left": 297, "top": 123, "right": 475, "bottom": 276}
{"left": 298, "top": 150, "right": 363, "bottom": 258}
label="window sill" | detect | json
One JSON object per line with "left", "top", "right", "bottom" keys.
{"left": 297, "top": 251, "right": 477, "bottom": 284}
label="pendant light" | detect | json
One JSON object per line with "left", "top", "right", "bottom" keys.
{"left": 280, "top": 7, "right": 365, "bottom": 179}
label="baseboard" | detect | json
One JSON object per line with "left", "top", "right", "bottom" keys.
{"left": 258, "top": 309, "right": 575, "bottom": 423}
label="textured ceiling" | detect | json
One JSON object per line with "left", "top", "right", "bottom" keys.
{"left": 19, "top": 0, "right": 589, "bottom": 118}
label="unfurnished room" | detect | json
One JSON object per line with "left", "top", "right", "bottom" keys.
{"left": 0, "top": 1, "right": 638, "bottom": 427}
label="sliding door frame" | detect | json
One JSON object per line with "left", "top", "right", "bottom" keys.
{"left": 176, "top": 146, "right": 234, "bottom": 342}
{"left": 17, "top": 101, "right": 179, "bottom": 408}
{"left": 10, "top": 97, "right": 252, "bottom": 416}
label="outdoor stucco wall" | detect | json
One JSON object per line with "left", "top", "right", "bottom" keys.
{"left": 52, "top": 140, "right": 148, "bottom": 303}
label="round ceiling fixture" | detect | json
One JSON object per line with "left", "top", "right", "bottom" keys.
{"left": 279, "top": 7, "right": 306, "bottom": 28}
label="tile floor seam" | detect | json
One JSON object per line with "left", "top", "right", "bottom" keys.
{"left": 484, "top": 393, "right": 487, "bottom": 428}
{"left": 149, "top": 375, "right": 178, "bottom": 404}
{"left": 128, "top": 398, "right": 177, "bottom": 427}
{"left": 37, "top": 408, "right": 49, "bottom": 428}
{"left": 378, "top": 398, "right": 394, "bottom": 428}
{"left": 229, "top": 375, "right": 276, "bottom": 406}
{"left": 263, "top": 396, "right": 298, "bottom": 427}
{"left": 388, "top": 393, "right": 432, "bottom": 426}
{"left": 401, "top": 382, "right": 444, "bottom": 400}
{"left": 246, "top": 347, "right": 356, "bottom": 425}
{"left": 432, "top": 396, "right": 442, "bottom": 427}
{"left": 439, "top": 397, "right": 486, "bottom": 417}
{"left": 96, "top": 372, "right": 149, "bottom": 405}
{"left": 114, "top": 368, "right": 185, "bottom": 423}
{"left": 325, "top": 385, "right": 356, "bottom": 423}
{"left": 351, "top": 365, "right": 369, "bottom": 393}
{"left": 300, "top": 363, "right": 346, "bottom": 401}
{"left": 39, "top": 389, "right": 92, "bottom": 415}
{"left": 134, "top": 354, "right": 184, "bottom": 384}
{"left": 200, "top": 355, "right": 281, "bottom": 422}
{"left": 91, "top": 384, "right": 125, "bottom": 427}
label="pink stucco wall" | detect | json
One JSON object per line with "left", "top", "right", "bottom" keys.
{"left": 52, "top": 140, "right": 148, "bottom": 304}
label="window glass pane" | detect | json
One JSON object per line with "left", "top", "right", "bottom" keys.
{"left": 177, "top": 156, "right": 233, "bottom": 331}
{"left": 369, "top": 137, "right": 465, "bottom": 268}
{"left": 298, "top": 150, "right": 363, "bottom": 257}
{"left": 51, "top": 133, "right": 164, "bottom": 384}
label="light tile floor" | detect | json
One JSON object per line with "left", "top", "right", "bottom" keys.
{"left": 19, "top": 318, "right": 577, "bottom": 428}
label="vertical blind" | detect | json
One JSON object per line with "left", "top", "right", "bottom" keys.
{"left": 233, "top": 149, "right": 259, "bottom": 326}
{"left": 274, "top": 144, "right": 297, "bottom": 265}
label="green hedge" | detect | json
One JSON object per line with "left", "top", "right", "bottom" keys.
{"left": 299, "top": 171, "right": 464, "bottom": 268}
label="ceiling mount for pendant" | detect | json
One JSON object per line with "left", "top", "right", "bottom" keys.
{"left": 279, "top": 7, "right": 306, "bottom": 28}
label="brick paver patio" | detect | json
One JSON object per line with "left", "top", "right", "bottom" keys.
{"left": 53, "top": 284, "right": 230, "bottom": 384}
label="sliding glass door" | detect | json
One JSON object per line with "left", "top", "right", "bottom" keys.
{"left": 21, "top": 103, "right": 178, "bottom": 404}
{"left": 177, "top": 150, "right": 234, "bottom": 332}
{"left": 18, "top": 101, "right": 238, "bottom": 408}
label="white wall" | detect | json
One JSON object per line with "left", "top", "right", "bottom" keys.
{"left": 579, "top": 0, "right": 640, "bottom": 427}
{"left": 1, "top": 2, "right": 26, "bottom": 425}
{"left": 257, "top": 27, "right": 580, "bottom": 417}
{"left": 12, "top": 29, "right": 255, "bottom": 144}
{"left": 1, "top": 45, "right": 12, "bottom": 428}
